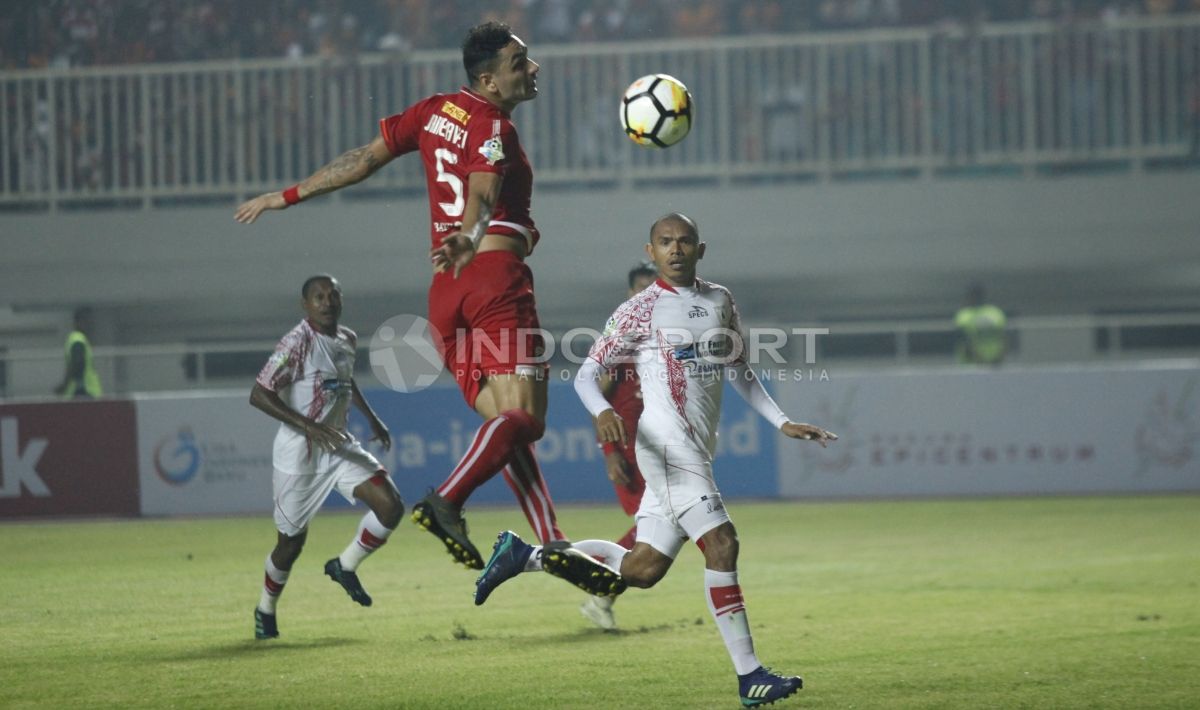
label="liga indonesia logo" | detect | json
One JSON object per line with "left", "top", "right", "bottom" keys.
{"left": 369, "top": 314, "right": 829, "bottom": 393}
{"left": 153, "top": 428, "right": 201, "bottom": 485}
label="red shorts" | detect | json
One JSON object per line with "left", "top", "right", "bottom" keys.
{"left": 428, "top": 250, "right": 547, "bottom": 408}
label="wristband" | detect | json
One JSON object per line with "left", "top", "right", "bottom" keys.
{"left": 282, "top": 185, "right": 301, "bottom": 206}
{"left": 601, "top": 441, "right": 619, "bottom": 455}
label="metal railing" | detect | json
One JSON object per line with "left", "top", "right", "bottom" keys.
{"left": 4, "top": 312, "right": 1199, "bottom": 399}
{"left": 3, "top": 16, "right": 1199, "bottom": 207}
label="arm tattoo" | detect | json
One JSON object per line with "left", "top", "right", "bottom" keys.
{"left": 303, "top": 145, "right": 383, "bottom": 198}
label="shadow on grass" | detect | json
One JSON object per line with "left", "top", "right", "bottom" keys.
{"left": 161, "top": 636, "right": 365, "bottom": 661}
{"left": 540, "top": 616, "right": 706, "bottom": 644}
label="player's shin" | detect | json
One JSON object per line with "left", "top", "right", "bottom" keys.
{"left": 705, "top": 569, "right": 761, "bottom": 676}
{"left": 339, "top": 510, "right": 394, "bottom": 571}
{"left": 503, "top": 444, "right": 565, "bottom": 543}
{"left": 258, "top": 554, "right": 290, "bottom": 614}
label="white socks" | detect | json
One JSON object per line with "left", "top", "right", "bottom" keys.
{"left": 338, "top": 511, "right": 394, "bottom": 572}
{"left": 572, "top": 539, "right": 630, "bottom": 573}
{"left": 258, "top": 554, "right": 290, "bottom": 614}
{"left": 524, "top": 546, "right": 544, "bottom": 572}
{"left": 705, "top": 569, "right": 760, "bottom": 676}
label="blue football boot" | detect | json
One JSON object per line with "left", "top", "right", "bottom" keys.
{"left": 738, "top": 666, "right": 803, "bottom": 707}
{"left": 254, "top": 609, "right": 279, "bottom": 640}
{"left": 474, "top": 530, "right": 534, "bottom": 605}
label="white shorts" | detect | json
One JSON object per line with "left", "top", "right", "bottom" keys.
{"left": 633, "top": 443, "right": 731, "bottom": 559}
{"left": 272, "top": 440, "right": 385, "bottom": 536}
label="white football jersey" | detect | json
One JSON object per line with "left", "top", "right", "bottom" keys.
{"left": 585, "top": 278, "right": 786, "bottom": 458}
{"left": 256, "top": 319, "right": 358, "bottom": 474}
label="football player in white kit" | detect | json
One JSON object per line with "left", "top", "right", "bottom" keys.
{"left": 474, "top": 214, "right": 836, "bottom": 707}
{"left": 249, "top": 275, "right": 404, "bottom": 640}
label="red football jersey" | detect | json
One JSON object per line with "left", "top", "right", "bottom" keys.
{"left": 605, "top": 361, "right": 643, "bottom": 443}
{"left": 379, "top": 87, "right": 539, "bottom": 254}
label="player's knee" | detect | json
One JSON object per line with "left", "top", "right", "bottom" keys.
{"left": 623, "top": 568, "right": 662, "bottom": 589}
{"left": 701, "top": 527, "right": 739, "bottom": 568}
{"left": 527, "top": 417, "right": 545, "bottom": 442}
{"left": 502, "top": 407, "right": 545, "bottom": 444}
{"left": 379, "top": 497, "right": 405, "bottom": 528}
{"left": 370, "top": 476, "right": 405, "bottom": 527}
{"left": 621, "top": 557, "right": 670, "bottom": 589}
{"left": 276, "top": 531, "right": 307, "bottom": 563}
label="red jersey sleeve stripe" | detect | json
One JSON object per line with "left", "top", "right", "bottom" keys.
{"left": 379, "top": 117, "right": 401, "bottom": 156}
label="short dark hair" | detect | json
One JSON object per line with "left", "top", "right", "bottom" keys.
{"left": 649, "top": 212, "right": 699, "bottom": 242}
{"left": 462, "top": 21, "right": 514, "bottom": 85}
{"left": 628, "top": 261, "right": 657, "bottom": 289}
{"left": 301, "top": 274, "right": 339, "bottom": 299}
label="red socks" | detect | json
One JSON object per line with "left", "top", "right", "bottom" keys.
{"left": 437, "top": 409, "right": 544, "bottom": 507}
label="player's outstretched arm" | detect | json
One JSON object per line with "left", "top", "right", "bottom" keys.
{"left": 780, "top": 421, "right": 838, "bottom": 447}
{"left": 234, "top": 136, "right": 395, "bottom": 224}
{"left": 728, "top": 360, "right": 837, "bottom": 446}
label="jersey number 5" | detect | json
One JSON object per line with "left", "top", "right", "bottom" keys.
{"left": 434, "top": 148, "right": 464, "bottom": 217}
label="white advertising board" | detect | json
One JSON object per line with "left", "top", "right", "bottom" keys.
{"left": 776, "top": 363, "right": 1200, "bottom": 498}
{"left": 135, "top": 392, "right": 277, "bottom": 515}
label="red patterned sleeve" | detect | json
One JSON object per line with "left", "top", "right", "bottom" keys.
{"left": 256, "top": 328, "right": 307, "bottom": 392}
{"left": 588, "top": 291, "right": 657, "bottom": 368}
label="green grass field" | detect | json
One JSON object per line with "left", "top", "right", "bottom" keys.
{"left": 2, "top": 496, "right": 1198, "bottom": 709}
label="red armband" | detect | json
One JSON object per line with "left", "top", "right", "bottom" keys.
{"left": 282, "top": 185, "right": 301, "bottom": 206}
{"left": 601, "top": 441, "right": 619, "bottom": 455}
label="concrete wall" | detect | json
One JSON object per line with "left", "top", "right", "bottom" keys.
{"left": 3, "top": 170, "right": 1199, "bottom": 348}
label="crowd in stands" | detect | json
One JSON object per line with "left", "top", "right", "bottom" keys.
{"left": 1, "top": 0, "right": 1197, "bottom": 70}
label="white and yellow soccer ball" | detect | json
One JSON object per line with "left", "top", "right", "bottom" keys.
{"left": 620, "top": 74, "right": 693, "bottom": 148}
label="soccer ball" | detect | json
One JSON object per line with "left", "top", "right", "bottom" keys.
{"left": 620, "top": 74, "right": 693, "bottom": 149}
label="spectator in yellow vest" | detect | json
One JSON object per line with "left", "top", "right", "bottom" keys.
{"left": 55, "top": 307, "right": 102, "bottom": 398}
{"left": 955, "top": 284, "right": 1007, "bottom": 365}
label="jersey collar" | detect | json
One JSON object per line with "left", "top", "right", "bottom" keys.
{"left": 460, "top": 86, "right": 510, "bottom": 117}
{"left": 656, "top": 277, "right": 699, "bottom": 293}
{"left": 304, "top": 318, "right": 338, "bottom": 338}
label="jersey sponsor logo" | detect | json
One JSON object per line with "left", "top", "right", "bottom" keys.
{"left": 320, "top": 377, "right": 349, "bottom": 392}
{"left": 440, "top": 101, "right": 470, "bottom": 124}
{"left": 673, "top": 334, "right": 733, "bottom": 362}
{"left": 688, "top": 305, "right": 709, "bottom": 319}
{"left": 478, "top": 137, "right": 505, "bottom": 165}
{"left": 422, "top": 114, "right": 468, "bottom": 149}
{"left": 673, "top": 335, "right": 735, "bottom": 378}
